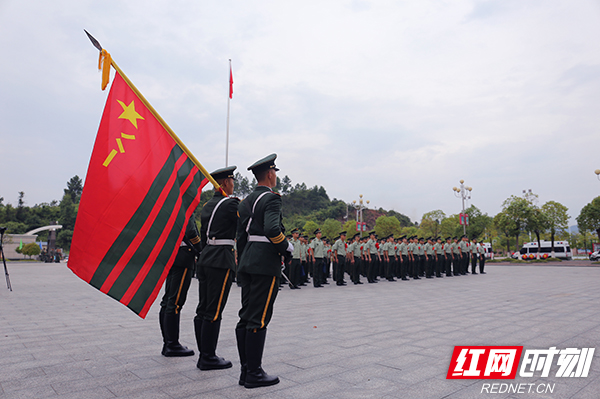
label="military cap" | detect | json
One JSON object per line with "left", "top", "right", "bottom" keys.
{"left": 314, "top": 228, "right": 322, "bottom": 235}
{"left": 400, "top": 235, "right": 406, "bottom": 239}
{"left": 291, "top": 228, "right": 299, "bottom": 234}
{"left": 210, "top": 165, "right": 237, "bottom": 180}
{"left": 368, "top": 230, "right": 376, "bottom": 236}
{"left": 303, "top": 235, "right": 309, "bottom": 239}
{"left": 446, "top": 236, "right": 452, "bottom": 240}
{"left": 247, "top": 153, "right": 279, "bottom": 173}
{"left": 339, "top": 231, "right": 347, "bottom": 236}
{"left": 353, "top": 233, "right": 360, "bottom": 238}
{"left": 334, "top": 236, "right": 340, "bottom": 240}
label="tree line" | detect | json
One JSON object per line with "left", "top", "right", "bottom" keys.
{"left": 2, "top": 173, "right": 599, "bottom": 255}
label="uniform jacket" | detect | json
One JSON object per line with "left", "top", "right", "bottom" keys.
{"left": 236, "top": 186, "right": 287, "bottom": 276}
{"left": 198, "top": 191, "right": 239, "bottom": 271}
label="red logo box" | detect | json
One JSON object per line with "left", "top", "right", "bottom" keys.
{"left": 447, "top": 346, "right": 523, "bottom": 379}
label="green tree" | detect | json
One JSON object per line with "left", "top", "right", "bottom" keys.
{"left": 501, "top": 195, "right": 531, "bottom": 249}
{"left": 375, "top": 215, "right": 402, "bottom": 238}
{"left": 59, "top": 193, "right": 77, "bottom": 232}
{"left": 303, "top": 220, "right": 320, "bottom": 238}
{"left": 541, "top": 201, "right": 569, "bottom": 253}
{"left": 342, "top": 219, "right": 358, "bottom": 237}
{"left": 440, "top": 215, "right": 460, "bottom": 238}
{"left": 576, "top": 196, "right": 600, "bottom": 241}
{"left": 5, "top": 221, "right": 27, "bottom": 234}
{"left": 57, "top": 230, "right": 74, "bottom": 251}
{"left": 464, "top": 205, "right": 492, "bottom": 240}
{"left": 525, "top": 207, "right": 549, "bottom": 255}
{"left": 419, "top": 210, "right": 445, "bottom": 238}
{"left": 280, "top": 175, "right": 292, "bottom": 195}
{"left": 322, "top": 218, "right": 342, "bottom": 241}
{"left": 64, "top": 176, "right": 83, "bottom": 204}
{"left": 494, "top": 211, "right": 517, "bottom": 253}
{"left": 233, "top": 172, "right": 252, "bottom": 198}
{"left": 21, "top": 242, "right": 41, "bottom": 259}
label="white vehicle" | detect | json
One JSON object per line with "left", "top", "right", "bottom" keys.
{"left": 513, "top": 241, "right": 572, "bottom": 260}
{"left": 480, "top": 242, "right": 494, "bottom": 259}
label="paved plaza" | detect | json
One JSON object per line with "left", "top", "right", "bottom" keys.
{"left": 1, "top": 261, "right": 599, "bottom": 399}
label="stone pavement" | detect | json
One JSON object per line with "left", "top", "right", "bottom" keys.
{"left": 1, "top": 261, "right": 599, "bottom": 399}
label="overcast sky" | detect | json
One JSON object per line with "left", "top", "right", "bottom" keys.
{"left": 1, "top": 0, "right": 600, "bottom": 224}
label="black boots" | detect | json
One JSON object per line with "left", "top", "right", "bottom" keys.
{"left": 197, "top": 319, "right": 232, "bottom": 370}
{"left": 242, "top": 328, "right": 279, "bottom": 389}
{"left": 160, "top": 311, "right": 194, "bottom": 357}
{"left": 235, "top": 327, "right": 247, "bottom": 385}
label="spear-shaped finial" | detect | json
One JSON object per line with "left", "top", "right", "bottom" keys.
{"left": 84, "top": 29, "right": 103, "bottom": 51}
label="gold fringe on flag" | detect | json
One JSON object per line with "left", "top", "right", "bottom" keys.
{"left": 98, "top": 49, "right": 112, "bottom": 90}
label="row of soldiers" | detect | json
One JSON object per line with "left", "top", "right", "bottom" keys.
{"left": 284, "top": 230, "right": 488, "bottom": 288}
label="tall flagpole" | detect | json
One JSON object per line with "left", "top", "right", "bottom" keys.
{"left": 225, "top": 59, "right": 232, "bottom": 167}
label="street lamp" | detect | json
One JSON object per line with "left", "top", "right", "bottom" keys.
{"left": 352, "top": 195, "right": 370, "bottom": 237}
{"left": 453, "top": 180, "right": 472, "bottom": 235}
{"left": 595, "top": 169, "right": 600, "bottom": 181}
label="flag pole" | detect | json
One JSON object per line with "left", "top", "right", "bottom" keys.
{"left": 84, "top": 30, "right": 223, "bottom": 192}
{"left": 225, "top": 59, "right": 232, "bottom": 167}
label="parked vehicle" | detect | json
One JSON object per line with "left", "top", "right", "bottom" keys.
{"left": 589, "top": 251, "right": 600, "bottom": 261}
{"left": 512, "top": 241, "right": 572, "bottom": 260}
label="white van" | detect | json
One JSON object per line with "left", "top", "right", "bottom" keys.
{"left": 512, "top": 241, "right": 572, "bottom": 260}
{"left": 480, "top": 242, "right": 493, "bottom": 259}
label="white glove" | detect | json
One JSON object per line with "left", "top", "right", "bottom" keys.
{"left": 287, "top": 242, "right": 294, "bottom": 253}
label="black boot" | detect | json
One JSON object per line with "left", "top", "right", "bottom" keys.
{"left": 162, "top": 313, "right": 194, "bottom": 357}
{"left": 244, "top": 328, "right": 279, "bottom": 389}
{"left": 235, "top": 327, "right": 247, "bottom": 386}
{"left": 198, "top": 320, "right": 232, "bottom": 370}
{"left": 194, "top": 317, "right": 203, "bottom": 364}
{"left": 159, "top": 309, "right": 166, "bottom": 346}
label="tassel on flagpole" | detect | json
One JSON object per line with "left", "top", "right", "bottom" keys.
{"left": 98, "top": 49, "right": 112, "bottom": 90}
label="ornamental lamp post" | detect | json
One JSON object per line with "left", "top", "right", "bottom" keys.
{"left": 453, "top": 180, "right": 472, "bottom": 235}
{"left": 352, "top": 195, "right": 369, "bottom": 237}
{"left": 595, "top": 169, "right": 600, "bottom": 181}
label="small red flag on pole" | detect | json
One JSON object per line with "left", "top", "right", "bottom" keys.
{"left": 229, "top": 64, "right": 234, "bottom": 99}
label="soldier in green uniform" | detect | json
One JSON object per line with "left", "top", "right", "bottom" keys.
{"left": 452, "top": 237, "right": 461, "bottom": 276}
{"left": 478, "top": 241, "right": 487, "bottom": 274}
{"left": 159, "top": 214, "right": 201, "bottom": 357}
{"left": 195, "top": 166, "right": 239, "bottom": 370}
{"left": 444, "top": 237, "right": 454, "bottom": 277}
{"left": 433, "top": 237, "right": 444, "bottom": 278}
{"left": 309, "top": 229, "right": 325, "bottom": 287}
{"left": 300, "top": 234, "right": 309, "bottom": 285}
{"left": 332, "top": 231, "right": 347, "bottom": 285}
{"left": 424, "top": 237, "right": 434, "bottom": 278}
{"left": 236, "top": 154, "right": 290, "bottom": 388}
{"left": 289, "top": 228, "right": 302, "bottom": 289}
{"left": 348, "top": 233, "right": 363, "bottom": 284}
{"left": 398, "top": 235, "right": 409, "bottom": 280}
{"left": 408, "top": 236, "right": 418, "bottom": 279}
{"left": 365, "top": 231, "right": 379, "bottom": 283}
{"left": 470, "top": 238, "right": 479, "bottom": 274}
{"left": 418, "top": 237, "right": 426, "bottom": 277}
{"left": 459, "top": 235, "right": 469, "bottom": 275}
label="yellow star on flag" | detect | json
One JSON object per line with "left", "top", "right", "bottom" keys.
{"left": 117, "top": 99, "right": 145, "bottom": 129}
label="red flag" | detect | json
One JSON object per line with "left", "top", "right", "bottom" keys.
{"left": 229, "top": 65, "right": 234, "bottom": 99}
{"left": 68, "top": 71, "right": 208, "bottom": 318}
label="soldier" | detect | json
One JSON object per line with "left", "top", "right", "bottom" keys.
{"left": 444, "top": 237, "right": 454, "bottom": 277}
{"left": 418, "top": 237, "right": 426, "bottom": 277}
{"left": 478, "top": 241, "right": 487, "bottom": 274}
{"left": 195, "top": 166, "right": 239, "bottom": 370}
{"left": 452, "top": 237, "right": 461, "bottom": 276}
{"left": 470, "top": 238, "right": 479, "bottom": 274}
{"left": 459, "top": 235, "right": 469, "bottom": 275}
{"left": 365, "top": 231, "right": 380, "bottom": 283}
{"left": 398, "top": 235, "right": 409, "bottom": 280}
{"left": 309, "top": 229, "right": 326, "bottom": 287}
{"left": 159, "top": 214, "right": 201, "bottom": 357}
{"left": 383, "top": 235, "right": 396, "bottom": 281}
{"left": 236, "top": 154, "right": 290, "bottom": 388}
{"left": 288, "top": 228, "right": 302, "bottom": 289}
{"left": 424, "top": 237, "right": 434, "bottom": 278}
{"left": 300, "top": 234, "right": 309, "bottom": 285}
{"left": 407, "top": 236, "right": 417, "bottom": 279}
{"left": 332, "top": 231, "right": 347, "bottom": 285}
{"left": 348, "top": 233, "right": 363, "bottom": 284}
{"left": 434, "top": 237, "right": 444, "bottom": 278}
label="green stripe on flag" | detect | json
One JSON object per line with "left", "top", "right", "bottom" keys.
{"left": 89, "top": 145, "right": 184, "bottom": 289}
{"left": 127, "top": 170, "right": 204, "bottom": 313}
{"left": 106, "top": 156, "right": 197, "bottom": 300}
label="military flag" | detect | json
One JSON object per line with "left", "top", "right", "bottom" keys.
{"left": 69, "top": 35, "right": 221, "bottom": 318}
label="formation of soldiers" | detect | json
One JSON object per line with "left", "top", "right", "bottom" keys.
{"left": 284, "top": 231, "right": 488, "bottom": 288}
